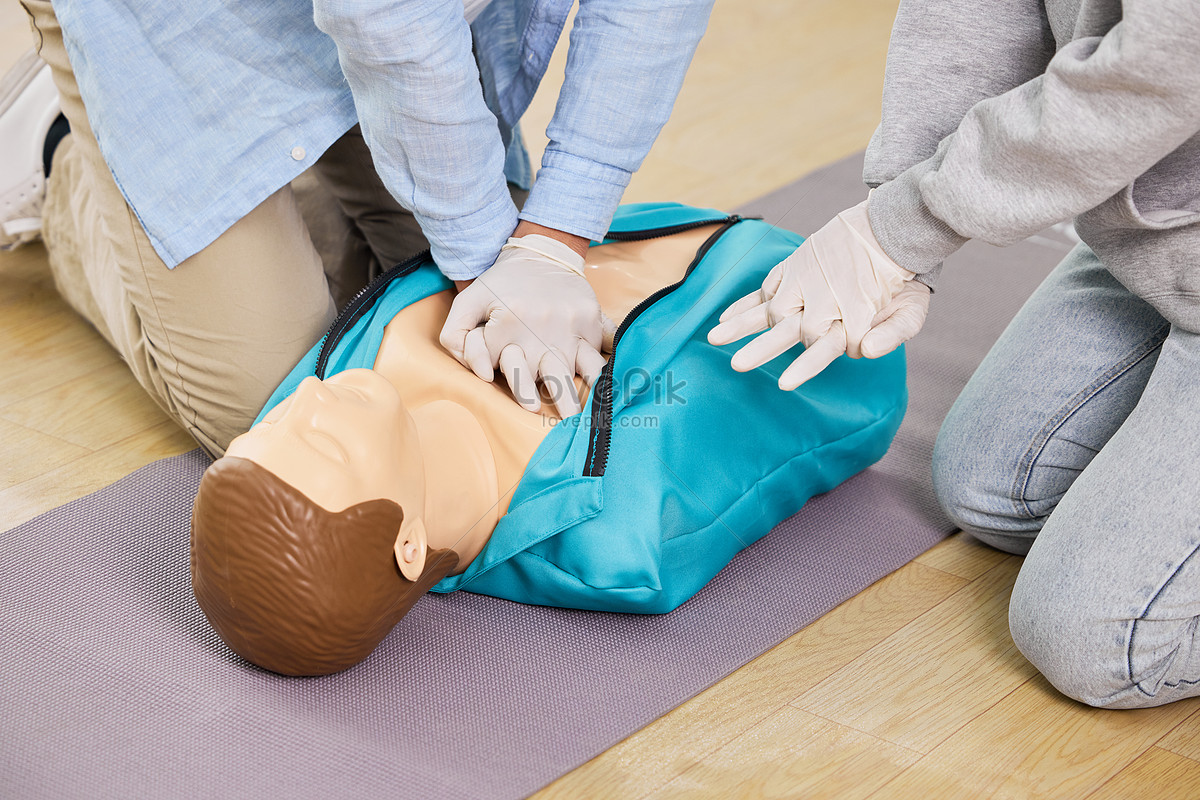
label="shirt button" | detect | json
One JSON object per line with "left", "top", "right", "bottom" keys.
{"left": 290, "top": 146, "right": 306, "bottom": 161}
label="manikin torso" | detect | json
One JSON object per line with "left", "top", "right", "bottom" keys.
{"left": 196, "top": 212, "right": 910, "bottom": 675}
{"left": 370, "top": 225, "right": 719, "bottom": 570}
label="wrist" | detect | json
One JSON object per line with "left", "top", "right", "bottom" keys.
{"left": 512, "top": 220, "right": 590, "bottom": 261}
{"left": 865, "top": 169, "right": 968, "bottom": 280}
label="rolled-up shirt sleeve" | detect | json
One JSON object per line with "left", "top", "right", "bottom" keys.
{"left": 867, "top": 0, "right": 1200, "bottom": 284}
{"left": 518, "top": 0, "right": 715, "bottom": 241}
{"left": 313, "top": 0, "right": 518, "bottom": 279}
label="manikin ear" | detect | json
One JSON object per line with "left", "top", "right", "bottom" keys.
{"left": 393, "top": 516, "right": 428, "bottom": 582}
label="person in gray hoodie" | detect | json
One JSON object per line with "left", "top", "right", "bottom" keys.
{"left": 710, "top": 0, "right": 1200, "bottom": 709}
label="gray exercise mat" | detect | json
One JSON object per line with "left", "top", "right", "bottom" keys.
{"left": 1, "top": 153, "right": 1075, "bottom": 799}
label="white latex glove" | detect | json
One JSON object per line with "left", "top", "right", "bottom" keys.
{"left": 439, "top": 234, "right": 615, "bottom": 417}
{"left": 707, "top": 198, "right": 928, "bottom": 390}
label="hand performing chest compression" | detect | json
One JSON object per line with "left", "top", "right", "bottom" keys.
{"left": 438, "top": 222, "right": 616, "bottom": 418}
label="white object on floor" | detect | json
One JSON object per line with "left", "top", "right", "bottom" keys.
{"left": 0, "top": 49, "right": 61, "bottom": 250}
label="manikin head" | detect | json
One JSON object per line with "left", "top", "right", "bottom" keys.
{"left": 190, "top": 370, "right": 458, "bottom": 676}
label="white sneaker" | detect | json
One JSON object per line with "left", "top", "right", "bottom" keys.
{"left": 0, "top": 49, "right": 63, "bottom": 250}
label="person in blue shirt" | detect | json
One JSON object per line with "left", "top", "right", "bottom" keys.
{"left": 5, "top": 0, "right": 714, "bottom": 456}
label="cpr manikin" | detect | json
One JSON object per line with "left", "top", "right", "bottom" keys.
{"left": 191, "top": 228, "right": 721, "bottom": 676}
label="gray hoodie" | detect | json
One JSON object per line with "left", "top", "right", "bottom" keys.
{"left": 864, "top": 0, "right": 1200, "bottom": 332}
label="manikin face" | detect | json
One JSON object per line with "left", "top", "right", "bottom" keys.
{"left": 225, "top": 370, "right": 428, "bottom": 573}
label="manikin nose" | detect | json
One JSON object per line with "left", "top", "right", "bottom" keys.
{"left": 295, "top": 376, "right": 335, "bottom": 404}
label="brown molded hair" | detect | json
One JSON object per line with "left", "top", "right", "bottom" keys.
{"left": 190, "top": 456, "right": 458, "bottom": 677}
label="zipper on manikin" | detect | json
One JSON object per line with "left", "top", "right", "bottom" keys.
{"left": 582, "top": 214, "right": 749, "bottom": 478}
{"left": 600, "top": 217, "right": 743, "bottom": 242}
{"left": 314, "top": 249, "right": 431, "bottom": 379}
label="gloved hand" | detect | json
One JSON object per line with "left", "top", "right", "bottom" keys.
{"left": 440, "top": 234, "right": 614, "bottom": 417}
{"left": 707, "top": 198, "right": 929, "bottom": 390}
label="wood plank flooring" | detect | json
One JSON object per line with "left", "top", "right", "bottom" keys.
{"left": 3, "top": 1, "right": 1197, "bottom": 796}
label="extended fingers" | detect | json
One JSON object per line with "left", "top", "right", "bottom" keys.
{"left": 717, "top": 288, "right": 767, "bottom": 326}
{"left": 717, "top": 264, "right": 782, "bottom": 324}
{"left": 708, "top": 301, "right": 772, "bottom": 346}
{"left": 728, "top": 314, "right": 807, "bottom": 372}
{"left": 710, "top": 262, "right": 796, "bottom": 346}
{"left": 709, "top": 265, "right": 785, "bottom": 344}
{"left": 778, "top": 322, "right": 847, "bottom": 390}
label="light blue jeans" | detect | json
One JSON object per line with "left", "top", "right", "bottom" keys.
{"left": 933, "top": 243, "right": 1200, "bottom": 709}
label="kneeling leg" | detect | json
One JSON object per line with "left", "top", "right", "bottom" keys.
{"left": 1009, "top": 327, "right": 1200, "bottom": 708}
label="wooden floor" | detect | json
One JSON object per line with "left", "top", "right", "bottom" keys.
{"left": 3, "top": 1, "right": 1198, "bottom": 797}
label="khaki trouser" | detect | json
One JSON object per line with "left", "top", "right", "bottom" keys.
{"left": 23, "top": 0, "right": 430, "bottom": 456}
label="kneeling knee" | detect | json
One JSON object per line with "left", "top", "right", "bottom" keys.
{"left": 931, "top": 426, "right": 1038, "bottom": 555}
{"left": 1008, "top": 570, "right": 1168, "bottom": 709}
{"left": 1009, "top": 582, "right": 1113, "bottom": 707}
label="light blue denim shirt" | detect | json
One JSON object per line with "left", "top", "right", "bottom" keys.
{"left": 54, "top": 0, "right": 713, "bottom": 278}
